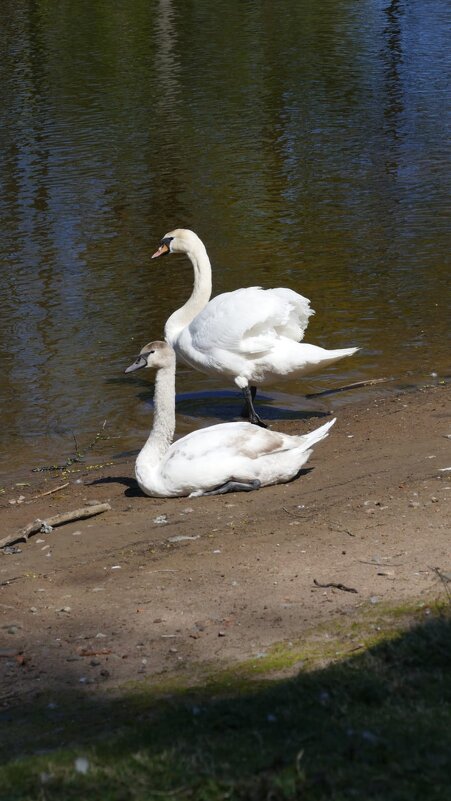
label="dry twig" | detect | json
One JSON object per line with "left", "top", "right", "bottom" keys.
{"left": 306, "top": 377, "right": 391, "bottom": 399}
{"left": 313, "top": 578, "right": 358, "bottom": 594}
{"left": 31, "top": 482, "right": 69, "bottom": 500}
{"left": 430, "top": 566, "right": 451, "bottom": 601}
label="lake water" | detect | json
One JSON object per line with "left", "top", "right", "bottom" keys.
{"left": 0, "top": 0, "right": 449, "bottom": 481}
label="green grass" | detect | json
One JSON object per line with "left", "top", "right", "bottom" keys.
{"left": 2, "top": 601, "right": 451, "bottom": 800}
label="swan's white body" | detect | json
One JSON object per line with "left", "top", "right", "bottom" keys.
{"left": 126, "top": 341, "right": 336, "bottom": 498}
{"left": 154, "top": 229, "right": 358, "bottom": 392}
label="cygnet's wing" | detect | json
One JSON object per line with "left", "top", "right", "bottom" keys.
{"left": 159, "top": 423, "right": 287, "bottom": 490}
{"left": 159, "top": 418, "right": 335, "bottom": 496}
{"left": 189, "top": 287, "right": 314, "bottom": 357}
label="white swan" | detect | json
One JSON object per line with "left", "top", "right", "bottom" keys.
{"left": 125, "top": 341, "right": 336, "bottom": 498}
{"left": 152, "top": 229, "right": 358, "bottom": 426}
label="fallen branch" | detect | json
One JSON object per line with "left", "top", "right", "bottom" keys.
{"left": 306, "top": 377, "right": 391, "bottom": 399}
{"left": 313, "top": 578, "right": 358, "bottom": 594}
{"left": 0, "top": 503, "right": 111, "bottom": 550}
{"left": 31, "top": 482, "right": 69, "bottom": 500}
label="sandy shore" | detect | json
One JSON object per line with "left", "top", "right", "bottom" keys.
{"left": 0, "top": 382, "right": 450, "bottom": 704}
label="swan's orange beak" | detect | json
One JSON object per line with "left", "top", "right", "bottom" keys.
{"left": 151, "top": 243, "right": 170, "bottom": 259}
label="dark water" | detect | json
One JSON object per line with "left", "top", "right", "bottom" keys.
{"left": 0, "top": 0, "right": 449, "bottom": 480}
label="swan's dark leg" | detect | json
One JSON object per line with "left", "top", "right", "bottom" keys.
{"left": 202, "top": 479, "right": 261, "bottom": 496}
{"left": 240, "top": 385, "right": 257, "bottom": 417}
{"left": 241, "top": 386, "right": 268, "bottom": 428}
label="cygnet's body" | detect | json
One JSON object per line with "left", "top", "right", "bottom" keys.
{"left": 125, "top": 341, "right": 336, "bottom": 498}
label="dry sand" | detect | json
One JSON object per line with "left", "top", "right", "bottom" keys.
{"left": 1, "top": 382, "right": 450, "bottom": 704}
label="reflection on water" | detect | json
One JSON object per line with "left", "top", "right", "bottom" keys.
{"left": 0, "top": 0, "right": 449, "bottom": 479}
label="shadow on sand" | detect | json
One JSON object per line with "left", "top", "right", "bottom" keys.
{"left": 1, "top": 608, "right": 450, "bottom": 799}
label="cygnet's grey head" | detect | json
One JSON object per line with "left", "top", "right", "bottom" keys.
{"left": 125, "top": 341, "right": 175, "bottom": 373}
{"left": 151, "top": 228, "right": 202, "bottom": 259}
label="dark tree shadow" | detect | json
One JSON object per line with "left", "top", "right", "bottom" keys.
{"left": 2, "top": 610, "right": 450, "bottom": 799}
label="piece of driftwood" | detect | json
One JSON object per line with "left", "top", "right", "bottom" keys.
{"left": 0, "top": 503, "right": 111, "bottom": 550}
{"left": 306, "top": 377, "right": 391, "bottom": 399}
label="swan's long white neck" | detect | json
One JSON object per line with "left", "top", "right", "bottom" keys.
{"left": 164, "top": 240, "right": 212, "bottom": 344}
{"left": 136, "top": 364, "right": 176, "bottom": 468}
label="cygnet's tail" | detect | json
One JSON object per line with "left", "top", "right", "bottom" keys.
{"left": 300, "top": 418, "right": 336, "bottom": 449}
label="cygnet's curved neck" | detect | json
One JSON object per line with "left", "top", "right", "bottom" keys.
{"left": 164, "top": 240, "right": 212, "bottom": 344}
{"left": 137, "top": 363, "right": 176, "bottom": 466}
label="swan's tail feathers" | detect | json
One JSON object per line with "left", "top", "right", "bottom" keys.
{"left": 301, "top": 418, "right": 336, "bottom": 449}
{"left": 329, "top": 346, "right": 359, "bottom": 360}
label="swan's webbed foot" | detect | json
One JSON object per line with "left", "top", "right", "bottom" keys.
{"left": 201, "top": 479, "right": 261, "bottom": 496}
{"left": 242, "top": 386, "right": 268, "bottom": 428}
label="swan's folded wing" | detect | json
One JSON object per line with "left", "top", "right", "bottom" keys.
{"left": 163, "top": 423, "right": 289, "bottom": 471}
{"left": 189, "top": 287, "right": 314, "bottom": 356}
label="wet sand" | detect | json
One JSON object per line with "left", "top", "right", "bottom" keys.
{"left": 0, "top": 382, "right": 450, "bottom": 704}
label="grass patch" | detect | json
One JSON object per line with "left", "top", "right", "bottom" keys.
{"left": 1, "top": 600, "right": 451, "bottom": 800}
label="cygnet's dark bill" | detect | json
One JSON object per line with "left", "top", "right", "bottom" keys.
{"left": 125, "top": 354, "right": 148, "bottom": 373}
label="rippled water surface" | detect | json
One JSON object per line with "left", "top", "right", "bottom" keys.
{"left": 0, "top": 0, "right": 449, "bottom": 479}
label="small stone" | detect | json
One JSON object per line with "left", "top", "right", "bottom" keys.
{"left": 218, "top": 630, "right": 226, "bottom": 637}
{"left": 29, "top": 607, "right": 38, "bottom": 613}
{"left": 90, "top": 659, "right": 101, "bottom": 667}
{"left": 74, "top": 757, "right": 89, "bottom": 774}
{"left": 5, "top": 625, "right": 20, "bottom": 635}
{"left": 57, "top": 607, "right": 71, "bottom": 613}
